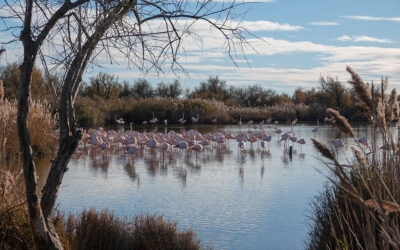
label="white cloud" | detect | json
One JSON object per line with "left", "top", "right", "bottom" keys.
{"left": 237, "top": 20, "right": 303, "bottom": 31}
{"left": 344, "top": 15, "right": 400, "bottom": 22}
{"left": 309, "top": 21, "right": 340, "bottom": 26}
{"left": 336, "top": 35, "right": 392, "bottom": 43}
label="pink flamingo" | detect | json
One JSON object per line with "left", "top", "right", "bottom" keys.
{"left": 297, "top": 139, "right": 306, "bottom": 151}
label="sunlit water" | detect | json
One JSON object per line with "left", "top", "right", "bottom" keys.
{"left": 36, "top": 123, "right": 375, "bottom": 249}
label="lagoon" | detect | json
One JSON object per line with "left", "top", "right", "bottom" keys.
{"left": 37, "top": 123, "right": 372, "bottom": 249}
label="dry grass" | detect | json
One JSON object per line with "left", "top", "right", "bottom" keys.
{"left": 0, "top": 98, "right": 57, "bottom": 165}
{"left": 0, "top": 169, "right": 33, "bottom": 249}
{"left": 66, "top": 209, "right": 202, "bottom": 250}
{"left": 307, "top": 67, "right": 400, "bottom": 249}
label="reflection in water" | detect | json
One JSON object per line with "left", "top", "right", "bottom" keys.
{"left": 69, "top": 132, "right": 314, "bottom": 186}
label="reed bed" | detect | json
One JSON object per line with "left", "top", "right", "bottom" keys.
{"left": 75, "top": 96, "right": 311, "bottom": 127}
{"left": 0, "top": 96, "right": 57, "bottom": 166}
{"left": 307, "top": 67, "right": 400, "bottom": 249}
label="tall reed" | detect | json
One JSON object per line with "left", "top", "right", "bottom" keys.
{"left": 307, "top": 67, "right": 400, "bottom": 249}
{"left": 0, "top": 98, "right": 57, "bottom": 166}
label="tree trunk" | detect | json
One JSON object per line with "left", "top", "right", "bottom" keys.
{"left": 17, "top": 52, "right": 63, "bottom": 249}
{"left": 40, "top": 0, "right": 136, "bottom": 222}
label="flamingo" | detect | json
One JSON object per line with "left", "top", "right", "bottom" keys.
{"left": 191, "top": 144, "right": 203, "bottom": 152}
{"left": 266, "top": 117, "right": 272, "bottom": 124}
{"left": 164, "top": 119, "right": 168, "bottom": 126}
{"left": 174, "top": 141, "right": 189, "bottom": 150}
{"left": 149, "top": 112, "right": 158, "bottom": 124}
{"left": 238, "top": 115, "right": 242, "bottom": 126}
{"left": 263, "top": 134, "right": 272, "bottom": 149}
{"left": 297, "top": 138, "right": 306, "bottom": 151}
{"left": 199, "top": 139, "right": 210, "bottom": 147}
{"left": 312, "top": 119, "right": 319, "bottom": 136}
{"left": 129, "top": 122, "right": 134, "bottom": 131}
{"left": 330, "top": 139, "right": 344, "bottom": 148}
{"left": 260, "top": 140, "right": 266, "bottom": 151}
{"left": 274, "top": 128, "right": 282, "bottom": 140}
{"left": 238, "top": 140, "right": 245, "bottom": 149}
{"left": 191, "top": 114, "right": 199, "bottom": 126}
{"left": 211, "top": 117, "right": 217, "bottom": 124}
{"left": 358, "top": 136, "right": 368, "bottom": 147}
{"left": 127, "top": 144, "right": 140, "bottom": 154}
{"left": 281, "top": 132, "right": 290, "bottom": 148}
{"left": 148, "top": 139, "right": 159, "bottom": 150}
{"left": 289, "top": 136, "right": 297, "bottom": 146}
{"left": 115, "top": 115, "right": 124, "bottom": 125}
{"left": 178, "top": 113, "right": 186, "bottom": 125}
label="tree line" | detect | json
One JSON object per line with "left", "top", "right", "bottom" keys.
{"left": 0, "top": 64, "right": 370, "bottom": 120}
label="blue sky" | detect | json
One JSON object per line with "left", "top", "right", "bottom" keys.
{"left": 1, "top": 0, "right": 400, "bottom": 93}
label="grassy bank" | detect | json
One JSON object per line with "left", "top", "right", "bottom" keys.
{"left": 75, "top": 96, "right": 340, "bottom": 127}
{"left": 307, "top": 68, "right": 400, "bottom": 249}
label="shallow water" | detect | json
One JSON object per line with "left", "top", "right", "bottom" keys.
{"left": 37, "top": 123, "right": 375, "bottom": 250}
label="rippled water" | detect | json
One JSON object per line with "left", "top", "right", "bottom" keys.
{"left": 37, "top": 123, "right": 373, "bottom": 250}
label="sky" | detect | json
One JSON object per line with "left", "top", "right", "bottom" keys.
{"left": 1, "top": 0, "right": 400, "bottom": 93}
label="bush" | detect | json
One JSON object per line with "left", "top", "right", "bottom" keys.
{"left": 66, "top": 209, "right": 202, "bottom": 250}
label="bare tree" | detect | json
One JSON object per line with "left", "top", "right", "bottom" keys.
{"left": 1, "top": 0, "right": 252, "bottom": 249}
{"left": 320, "top": 76, "right": 347, "bottom": 111}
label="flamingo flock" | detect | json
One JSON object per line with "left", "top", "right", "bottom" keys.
{"left": 77, "top": 123, "right": 312, "bottom": 158}
{"left": 84, "top": 115, "right": 379, "bottom": 161}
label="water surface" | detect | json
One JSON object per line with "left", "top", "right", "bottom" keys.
{"left": 37, "top": 123, "right": 373, "bottom": 249}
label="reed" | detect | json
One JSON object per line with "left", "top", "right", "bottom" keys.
{"left": 307, "top": 68, "right": 400, "bottom": 249}
{"left": 75, "top": 96, "right": 312, "bottom": 127}
{"left": 0, "top": 98, "right": 57, "bottom": 166}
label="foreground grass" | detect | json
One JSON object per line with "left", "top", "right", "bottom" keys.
{"left": 307, "top": 67, "right": 400, "bottom": 249}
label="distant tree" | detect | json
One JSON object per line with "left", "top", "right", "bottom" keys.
{"left": 156, "top": 82, "right": 169, "bottom": 98}
{"left": 190, "top": 76, "right": 227, "bottom": 101}
{"left": 119, "top": 81, "right": 132, "bottom": 98}
{"left": 293, "top": 88, "right": 307, "bottom": 104}
{"left": 320, "top": 76, "right": 347, "bottom": 111}
{"left": 132, "top": 79, "right": 154, "bottom": 98}
{"left": 0, "top": 63, "right": 49, "bottom": 99}
{"left": 155, "top": 80, "right": 182, "bottom": 99}
{"left": 88, "top": 73, "right": 120, "bottom": 99}
{"left": 168, "top": 80, "right": 182, "bottom": 99}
